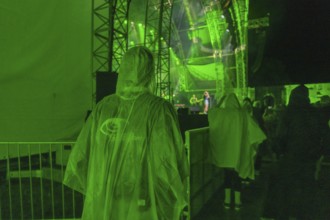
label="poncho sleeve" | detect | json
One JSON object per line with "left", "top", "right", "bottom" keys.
{"left": 148, "top": 100, "right": 189, "bottom": 219}
{"left": 237, "top": 115, "right": 267, "bottom": 179}
{"left": 63, "top": 113, "right": 93, "bottom": 195}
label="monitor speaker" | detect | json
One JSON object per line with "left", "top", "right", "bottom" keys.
{"left": 96, "top": 71, "right": 118, "bottom": 103}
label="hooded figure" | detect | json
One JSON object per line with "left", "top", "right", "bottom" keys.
{"left": 63, "top": 46, "right": 188, "bottom": 220}
{"left": 208, "top": 93, "right": 266, "bottom": 210}
{"left": 208, "top": 93, "right": 266, "bottom": 179}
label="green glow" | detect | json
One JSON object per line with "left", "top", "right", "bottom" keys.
{"left": 183, "top": 0, "right": 195, "bottom": 26}
{"left": 188, "top": 28, "right": 212, "bottom": 44}
{"left": 231, "top": 0, "right": 249, "bottom": 98}
{"left": 204, "top": 7, "right": 228, "bottom": 97}
{"left": 138, "top": 24, "right": 145, "bottom": 44}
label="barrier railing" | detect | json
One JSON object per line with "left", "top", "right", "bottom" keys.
{"left": 185, "top": 127, "right": 224, "bottom": 220}
{"left": 0, "top": 134, "right": 222, "bottom": 220}
{"left": 0, "top": 142, "right": 83, "bottom": 220}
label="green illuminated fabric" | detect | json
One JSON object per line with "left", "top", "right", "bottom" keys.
{"left": 185, "top": 63, "right": 224, "bottom": 90}
{"left": 0, "top": 0, "right": 92, "bottom": 141}
{"left": 208, "top": 93, "right": 266, "bottom": 179}
{"left": 64, "top": 47, "right": 188, "bottom": 220}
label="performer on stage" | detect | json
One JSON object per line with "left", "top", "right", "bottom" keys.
{"left": 189, "top": 94, "right": 203, "bottom": 106}
{"left": 203, "top": 91, "right": 211, "bottom": 114}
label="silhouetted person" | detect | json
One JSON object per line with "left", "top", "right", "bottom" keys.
{"left": 273, "top": 85, "right": 323, "bottom": 220}
{"left": 261, "top": 93, "right": 279, "bottom": 160}
{"left": 242, "top": 97, "right": 254, "bottom": 117}
{"left": 313, "top": 95, "right": 330, "bottom": 161}
{"left": 63, "top": 46, "right": 188, "bottom": 220}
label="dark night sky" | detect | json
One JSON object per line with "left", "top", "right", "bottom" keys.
{"left": 248, "top": 0, "right": 330, "bottom": 86}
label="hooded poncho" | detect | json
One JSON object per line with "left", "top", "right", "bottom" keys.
{"left": 208, "top": 93, "right": 266, "bottom": 179}
{"left": 63, "top": 46, "right": 188, "bottom": 220}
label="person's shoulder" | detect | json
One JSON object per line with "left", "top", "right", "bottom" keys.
{"left": 94, "top": 94, "right": 118, "bottom": 111}
{"left": 143, "top": 93, "right": 166, "bottom": 103}
{"left": 307, "top": 105, "right": 321, "bottom": 115}
{"left": 97, "top": 94, "right": 117, "bottom": 104}
{"left": 207, "top": 107, "right": 233, "bottom": 117}
{"left": 154, "top": 96, "right": 174, "bottom": 109}
{"left": 143, "top": 94, "right": 175, "bottom": 113}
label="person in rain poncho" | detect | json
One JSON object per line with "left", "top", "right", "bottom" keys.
{"left": 208, "top": 93, "right": 266, "bottom": 209}
{"left": 63, "top": 46, "right": 189, "bottom": 220}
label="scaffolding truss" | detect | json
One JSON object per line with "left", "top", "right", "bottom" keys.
{"left": 229, "top": 0, "right": 249, "bottom": 99}
{"left": 144, "top": 0, "right": 174, "bottom": 101}
{"left": 91, "top": 0, "right": 131, "bottom": 105}
{"left": 204, "top": 2, "right": 229, "bottom": 98}
{"left": 110, "top": 0, "right": 131, "bottom": 72}
{"left": 171, "top": 1, "right": 189, "bottom": 93}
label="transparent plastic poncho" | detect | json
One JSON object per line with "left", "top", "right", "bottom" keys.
{"left": 208, "top": 93, "right": 266, "bottom": 179}
{"left": 63, "top": 47, "right": 188, "bottom": 219}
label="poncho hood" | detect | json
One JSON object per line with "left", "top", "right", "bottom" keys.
{"left": 116, "top": 46, "right": 155, "bottom": 99}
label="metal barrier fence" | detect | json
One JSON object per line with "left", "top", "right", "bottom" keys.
{"left": 185, "top": 127, "right": 224, "bottom": 220}
{"left": 0, "top": 142, "right": 83, "bottom": 220}
{"left": 0, "top": 135, "right": 221, "bottom": 220}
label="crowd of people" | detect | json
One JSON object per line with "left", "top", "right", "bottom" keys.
{"left": 63, "top": 46, "right": 330, "bottom": 220}
{"left": 209, "top": 86, "right": 330, "bottom": 220}
{"left": 257, "top": 86, "right": 329, "bottom": 220}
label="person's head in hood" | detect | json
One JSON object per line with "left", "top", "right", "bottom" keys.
{"left": 116, "top": 46, "right": 155, "bottom": 98}
{"left": 288, "top": 84, "right": 310, "bottom": 108}
{"left": 218, "top": 93, "right": 241, "bottom": 109}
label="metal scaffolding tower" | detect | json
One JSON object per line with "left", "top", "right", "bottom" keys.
{"left": 144, "top": 0, "right": 174, "bottom": 101}
{"left": 229, "top": 0, "right": 249, "bottom": 99}
{"left": 110, "top": 0, "right": 131, "bottom": 72}
{"left": 248, "top": 16, "right": 269, "bottom": 75}
{"left": 204, "top": 2, "right": 229, "bottom": 99}
{"left": 91, "top": 0, "right": 131, "bottom": 105}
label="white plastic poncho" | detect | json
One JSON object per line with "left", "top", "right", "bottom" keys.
{"left": 208, "top": 93, "right": 266, "bottom": 179}
{"left": 63, "top": 46, "right": 188, "bottom": 220}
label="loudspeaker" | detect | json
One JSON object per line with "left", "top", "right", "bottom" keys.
{"left": 96, "top": 71, "right": 118, "bottom": 103}
{"left": 177, "top": 107, "right": 190, "bottom": 115}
